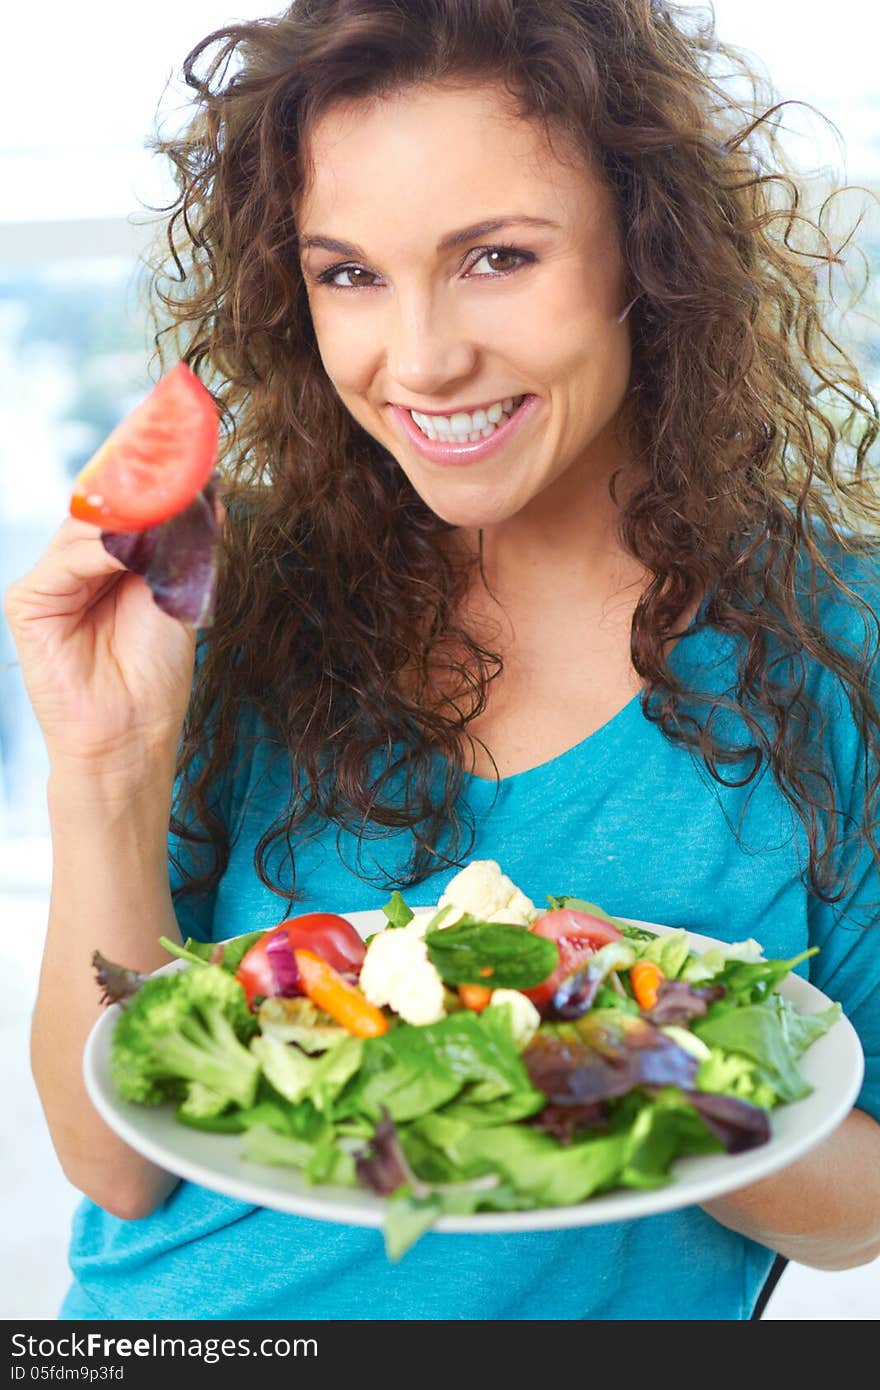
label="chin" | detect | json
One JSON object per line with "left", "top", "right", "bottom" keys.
{"left": 412, "top": 486, "right": 524, "bottom": 531}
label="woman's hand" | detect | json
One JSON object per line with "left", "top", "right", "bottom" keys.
{"left": 702, "top": 1107, "right": 880, "bottom": 1270}
{"left": 3, "top": 516, "right": 197, "bottom": 778}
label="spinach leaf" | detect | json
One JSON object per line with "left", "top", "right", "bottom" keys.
{"left": 425, "top": 919, "right": 558, "bottom": 988}
{"left": 706, "top": 949, "right": 817, "bottom": 1005}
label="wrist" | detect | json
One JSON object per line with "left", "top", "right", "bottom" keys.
{"left": 47, "top": 750, "right": 178, "bottom": 817}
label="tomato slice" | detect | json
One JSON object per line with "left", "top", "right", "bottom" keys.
{"left": 69, "top": 362, "right": 219, "bottom": 532}
{"left": 523, "top": 909, "right": 623, "bottom": 1010}
{"left": 235, "top": 912, "right": 367, "bottom": 1010}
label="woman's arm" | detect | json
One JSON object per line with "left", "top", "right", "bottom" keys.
{"left": 32, "top": 760, "right": 185, "bottom": 1221}
{"left": 701, "top": 1107, "right": 880, "bottom": 1270}
{"left": 4, "top": 518, "right": 200, "bottom": 1222}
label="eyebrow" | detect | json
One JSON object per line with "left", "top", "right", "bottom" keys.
{"left": 296, "top": 215, "right": 561, "bottom": 258}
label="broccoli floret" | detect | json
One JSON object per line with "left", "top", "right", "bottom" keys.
{"left": 178, "top": 1081, "right": 233, "bottom": 1121}
{"left": 110, "top": 965, "right": 259, "bottom": 1109}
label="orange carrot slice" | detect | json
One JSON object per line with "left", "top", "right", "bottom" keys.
{"left": 294, "top": 949, "right": 388, "bottom": 1037}
{"left": 458, "top": 983, "right": 494, "bottom": 1012}
{"left": 630, "top": 959, "right": 664, "bottom": 1011}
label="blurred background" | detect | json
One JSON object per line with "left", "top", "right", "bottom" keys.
{"left": 1, "top": 0, "right": 878, "bottom": 1319}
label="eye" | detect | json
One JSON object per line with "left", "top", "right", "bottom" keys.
{"left": 316, "top": 264, "right": 382, "bottom": 290}
{"left": 465, "top": 245, "right": 534, "bottom": 278}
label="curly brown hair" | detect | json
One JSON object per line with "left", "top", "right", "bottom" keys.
{"left": 146, "top": 0, "right": 880, "bottom": 923}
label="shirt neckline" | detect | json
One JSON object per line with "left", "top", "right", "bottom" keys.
{"left": 444, "top": 594, "right": 714, "bottom": 803}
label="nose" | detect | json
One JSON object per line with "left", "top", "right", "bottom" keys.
{"left": 385, "top": 288, "right": 477, "bottom": 397}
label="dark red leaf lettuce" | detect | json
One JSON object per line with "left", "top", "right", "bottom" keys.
{"left": 530, "top": 1100, "right": 607, "bottom": 1143}
{"left": 92, "top": 950, "right": 149, "bottom": 1007}
{"left": 647, "top": 979, "right": 725, "bottom": 1026}
{"left": 101, "top": 472, "right": 221, "bottom": 628}
{"left": 524, "top": 1010, "right": 699, "bottom": 1106}
{"left": 684, "top": 1090, "right": 771, "bottom": 1153}
{"left": 355, "top": 1111, "right": 428, "bottom": 1197}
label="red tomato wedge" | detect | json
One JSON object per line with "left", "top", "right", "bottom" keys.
{"left": 523, "top": 909, "right": 623, "bottom": 1010}
{"left": 69, "top": 362, "right": 219, "bottom": 532}
{"left": 235, "top": 912, "right": 367, "bottom": 1010}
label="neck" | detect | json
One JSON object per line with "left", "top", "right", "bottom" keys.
{"left": 462, "top": 442, "right": 650, "bottom": 616}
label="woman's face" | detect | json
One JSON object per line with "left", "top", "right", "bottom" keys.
{"left": 297, "top": 81, "right": 634, "bottom": 531}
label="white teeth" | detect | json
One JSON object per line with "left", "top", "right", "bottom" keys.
{"left": 409, "top": 395, "right": 525, "bottom": 442}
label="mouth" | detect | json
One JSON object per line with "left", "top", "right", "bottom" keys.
{"left": 406, "top": 395, "right": 527, "bottom": 444}
{"left": 388, "top": 393, "right": 539, "bottom": 467}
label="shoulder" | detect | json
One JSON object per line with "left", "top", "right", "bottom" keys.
{"left": 792, "top": 525, "right": 880, "bottom": 800}
{"left": 800, "top": 525, "right": 880, "bottom": 649}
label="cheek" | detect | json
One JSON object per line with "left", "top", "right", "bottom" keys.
{"left": 307, "top": 296, "right": 378, "bottom": 392}
{"left": 477, "top": 269, "right": 623, "bottom": 386}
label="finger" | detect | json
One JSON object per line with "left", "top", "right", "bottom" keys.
{"left": 6, "top": 529, "right": 132, "bottom": 622}
{"left": 45, "top": 515, "right": 129, "bottom": 570}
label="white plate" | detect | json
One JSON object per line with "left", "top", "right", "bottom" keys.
{"left": 84, "top": 912, "right": 864, "bottom": 1233}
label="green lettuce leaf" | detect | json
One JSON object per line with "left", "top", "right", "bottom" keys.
{"left": 250, "top": 1033, "right": 364, "bottom": 1112}
{"left": 629, "top": 929, "right": 692, "bottom": 979}
{"left": 384, "top": 1190, "right": 445, "bottom": 1261}
{"left": 448, "top": 1124, "right": 627, "bottom": 1206}
{"left": 615, "top": 1089, "right": 722, "bottom": 1187}
{"left": 693, "top": 996, "right": 840, "bottom": 1102}
{"left": 163, "top": 931, "right": 267, "bottom": 973}
{"left": 340, "top": 1011, "right": 536, "bottom": 1123}
{"left": 382, "top": 890, "right": 415, "bottom": 928}
{"left": 218, "top": 930, "right": 268, "bottom": 973}
{"left": 696, "top": 1048, "right": 778, "bottom": 1109}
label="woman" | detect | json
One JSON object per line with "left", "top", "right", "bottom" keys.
{"left": 5, "top": 0, "right": 880, "bottom": 1320}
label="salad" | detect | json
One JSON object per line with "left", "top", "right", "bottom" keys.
{"left": 93, "top": 860, "right": 841, "bottom": 1258}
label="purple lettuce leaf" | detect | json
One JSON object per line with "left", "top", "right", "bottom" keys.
{"left": 684, "top": 1090, "right": 771, "bottom": 1153}
{"left": 647, "top": 979, "right": 725, "bottom": 1026}
{"left": 355, "top": 1110, "right": 428, "bottom": 1197}
{"left": 549, "top": 964, "right": 604, "bottom": 1019}
{"left": 524, "top": 1010, "right": 699, "bottom": 1107}
{"left": 529, "top": 1100, "right": 608, "bottom": 1143}
{"left": 92, "top": 950, "right": 149, "bottom": 1007}
{"left": 101, "top": 472, "right": 221, "bottom": 628}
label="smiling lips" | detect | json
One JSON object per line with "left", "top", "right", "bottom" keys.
{"left": 390, "top": 394, "right": 539, "bottom": 465}
{"left": 411, "top": 395, "right": 525, "bottom": 443}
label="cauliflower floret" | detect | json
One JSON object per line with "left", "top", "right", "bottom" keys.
{"left": 359, "top": 923, "right": 446, "bottom": 1026}
{"left": 404, "top": 910, "right": 440, "bottom": 940}
{"left": 487, "top": 989, "right": 541, "bottom": 1049}
{"left": 437, "top": 859, "right": 536, "bottom": 927}
{"left": 721, "top": 938, "right": 764, "bottom": 962}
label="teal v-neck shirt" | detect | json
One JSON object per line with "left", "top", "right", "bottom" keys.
{"left": 60, "top": 550, "right": 880, "bottom": 1321}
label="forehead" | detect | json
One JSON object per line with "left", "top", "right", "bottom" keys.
{"left": 297, "top": 81, "right": 612, "bottom": 240}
